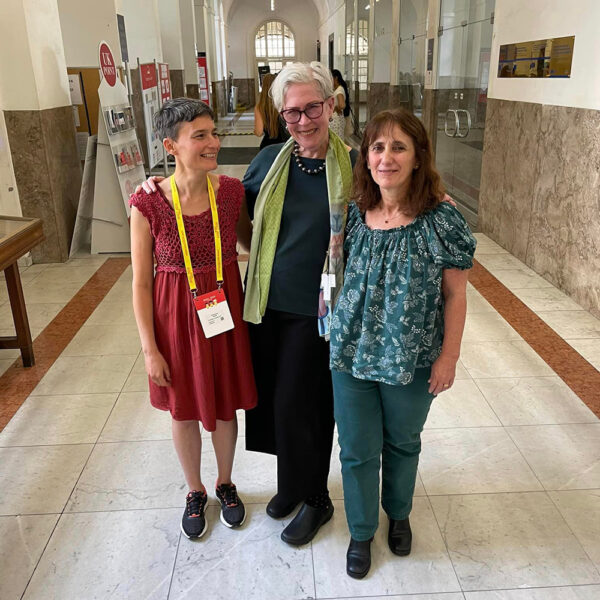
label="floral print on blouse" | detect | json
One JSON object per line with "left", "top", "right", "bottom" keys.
{"left": 330, "top": 201, "right": 476, "bottom": 386}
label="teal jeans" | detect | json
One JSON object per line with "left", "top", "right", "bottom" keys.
{"left": 332, "top": 368, "right": 435, "bottom": 541}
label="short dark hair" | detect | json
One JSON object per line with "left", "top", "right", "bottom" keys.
{"left": 352, "top": 109, "right": 445, "bottom": 216}
{"left": 153, "top": 97, "right": 214, "bottom": 141}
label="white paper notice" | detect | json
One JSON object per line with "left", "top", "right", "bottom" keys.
{"left": 69, "top": 74, "right": 83, "bottom": 105}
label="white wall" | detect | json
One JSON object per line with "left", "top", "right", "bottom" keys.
{"left": 58, "top": 0, "right": 120, "bottom": 67}
{"left": 0, "top": 0, "right": 71, "bottom": 111}
{"left": 0, "top": 111, "right": 22, "bottom": 216}
{"left": 158, "top": 0, "right": 185, "bottom": 69}
{"left": 228, "top": 0, "right": 320, "bottom": 79}
{"left": 489, "top": 0, "right": 600, "bottom": 110}
{"left": 114, "top": 0, "right": 163, "bottom": 64}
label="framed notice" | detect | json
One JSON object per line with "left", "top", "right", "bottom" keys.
{"left": 498, "top": 36, "right": 575, "bottom": 78}
{"left": 158, "top": 63, "right": 171, "bottom": 104}
{"left": 139, "top": 62, "right": 162, "bottom": 168}
{"left": 197, "top": 52, "right": 210, "bottom": 104}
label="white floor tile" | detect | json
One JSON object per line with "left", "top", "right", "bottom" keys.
{"left": 0, "top": 358, "right": 13, "bottom": 375}
{"left": 425, "top": 380, "right": 501, "bottom": 428}
{"left": 466, "top": 290, "right": 496, "bottom": 313}
{"left": 65, "top": 440, "right": 184, "bottom": 512}
{"left": 86, "top": 301, "right": 137, "bottom": 326}
{"left": 169, "top": 504, "right": 315, "bottom": 600}
{"left": 0, "top": 444, "right": 92, "bottom": 515}
{"left": 312, "top": 498, "right": 461, "bottom": 597}
{"left": 507, "top": 424, "right": 600, "bottom": 490}
{"left": 476, "top": 254, "right": 527, "bottom": 271}
{"left": 420, "top": 427, "right": 542, "bottom": 495}
{"left": 33, "top": 354, "right": 137, "bottom": 395}
{"left": 431, "top": 492, "right": 600, "bottom": 591}
{"left": 492, "top": 268, "right": 554, "bottom": 290}
{"left": 465, "top": 585, "right": 600, "bottom": 599}
{"left": 0, "top": 394, "right": 117, "bottom": 446}
{"left": 460, "top": 341, "right": 553, "bottom": 378}
{"left": 22, "top": 278, "right": 83, "bottom": 304}
{"left": 99, "top": 391, "right": 172, "bottom": 442}
{"left": 0, "top": 302, "right": 63, "bottom": 331}
{"left": 0, "top": 514, "right": 60, "bottom": 600}
{"left": 22, "top": 509, "right": 180, "bottom": 600}
{"left": 512, "top": 287, "right": 583, "bottom": 312}
{"left": 475, "top": 377, "right": 598, "bottom": 426}
{"left": 62, "top": 324, "right": 141, "bottom": 356}
{"left": 462, "top": 312, "right": 521, "bottom": 342}
{"left": 536, "top": 311, "right": 600, "bottom": 339}
{"left": 550, "top": 490, "right": 600, "bottom": 570}
{"left": 566, "top": 338, "right": 600, "bottom": 370}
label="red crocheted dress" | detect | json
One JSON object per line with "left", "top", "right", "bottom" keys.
{"left": 129, "top": 175, "right": 257, "bottom": 430}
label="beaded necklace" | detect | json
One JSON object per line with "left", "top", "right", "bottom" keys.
{"left": 293, "top": 142, "right": 326, "bottom": 175}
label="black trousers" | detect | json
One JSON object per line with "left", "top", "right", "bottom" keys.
{"left": 246, "top": 309, "right": 334, "bottom": 502}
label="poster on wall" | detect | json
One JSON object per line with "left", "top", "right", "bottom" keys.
{"left": 93, "top": 41, "right": 146, "bottom": 252}
{"left": 158, "top": 63, "right": 171, "bottom": 104}
{"left": 197, "top": 52, "right": 210, "bottom": 104}
{"left": 139, "top": 62, "right": 162, "bottom": 168}
{"left": 497, "top": 36, "right": 575, "bottom": 78}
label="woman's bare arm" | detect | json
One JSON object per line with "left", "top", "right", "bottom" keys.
{"left": 236, "top": 197, "right": 253, "bottom": 253}
{"left": 254, "top": 106, "right": 264, "bottom": 137}
{"left": 130, "top": 206, "right": 171, "bottom": 386}
{"left": 428, "top": 267, "right": 469, "bottom": 395}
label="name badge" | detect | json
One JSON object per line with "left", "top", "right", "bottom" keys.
{"left": 193, "top": 288, "right": 235, "bottom": 338}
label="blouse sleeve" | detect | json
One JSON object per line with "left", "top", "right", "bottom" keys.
{"left": 129, "top": 192, "right": 155, "bottom": 223}
{"left": 426, "top": 202, "right": 477, "bottom": 270}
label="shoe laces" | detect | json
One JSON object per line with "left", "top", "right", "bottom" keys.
{"left": 186, "top": 490, "right": 206, "bottom": 517}
{"left": 218, "top": 483, "right": 239, "bottom": 507}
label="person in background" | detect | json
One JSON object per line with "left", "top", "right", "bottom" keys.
{"left": 243, "top": 61, "right": 358, "bottom": 546}
{"left": 329, "top": 69, "right": 347, "bottom": 140}
{"left": 129, "top": 98, "right": 257, "bottom": 541}
{"left": 254, "top": 72, "right": 289, "bottom": 149}
{"left": 330, "top": 108, "right": 476, "bottom": 578}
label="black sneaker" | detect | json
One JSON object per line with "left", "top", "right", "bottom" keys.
{"left": 181, "top": 490, "right": 208, "bottom": 539}
{"left": 215, "top": 483, "right": 246, "bottom": 528}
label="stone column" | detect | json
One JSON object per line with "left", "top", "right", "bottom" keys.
{"left": 0, "top": 0, "right": 81, "bottom": 263}
{"left": 180, "top": 0, "right": 200, "bottom": 99}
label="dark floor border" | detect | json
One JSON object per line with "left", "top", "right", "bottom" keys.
{"left": 470, "top": 259, "right": 600, "bottom": 418}
{"left": 0, "top": 258, "right": 131, "bottom": 431}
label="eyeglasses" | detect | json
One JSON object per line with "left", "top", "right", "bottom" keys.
{"left": 280, "top": 102, "right": 325, "bottom": 124}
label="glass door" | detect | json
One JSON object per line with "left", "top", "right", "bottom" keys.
{"left": 435, "top": 0, "right": 494, "bottom": 229}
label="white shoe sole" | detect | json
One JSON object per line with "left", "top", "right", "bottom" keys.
{"left": 220, "top": 509, "right": 246, "bottom": 528}
{"left": 181, "top": 517, "right": 208, "bottom": 540}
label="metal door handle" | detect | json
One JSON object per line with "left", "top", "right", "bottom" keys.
{"left": 444, "top": 110, "right": 459, "bottom": 137}
{"left": 456, "top": 109, "right": 471, "bottom": 138}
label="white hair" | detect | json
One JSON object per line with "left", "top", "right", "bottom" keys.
{"left": 269, "top": 61, "right": 334, "bottom": 111}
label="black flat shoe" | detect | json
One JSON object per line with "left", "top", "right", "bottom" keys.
{"left": 388, "top": 517, "right": 412, "bottom": 556}
{"left": 280, "top": 502, "right": 334, "bottom": 545}
{"left": 266, "top": 494, "right": 299, "bottom": 519}
{"left": 346, "top": 537, "right": 373, "bottom": 579}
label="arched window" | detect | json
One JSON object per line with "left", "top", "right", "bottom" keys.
{"left": 255, "top": 20, "right": 296, "bottom": 74}
{"left": 346, "top": 19, "right": 369, "bottom": 90}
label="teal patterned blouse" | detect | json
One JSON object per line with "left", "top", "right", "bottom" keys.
{"left": 330, "top": 201, "right": 476, "bottom": 386}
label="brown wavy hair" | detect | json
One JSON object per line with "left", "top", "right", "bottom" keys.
{"left": 352, "top": 109, "right": 445, "bottom": 215}
{"left": 257, "top": 73, "right": 281, "bottom": 139}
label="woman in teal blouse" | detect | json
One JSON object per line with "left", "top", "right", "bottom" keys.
{"left": 330, "top": 109, "right": 476, "bottom": 579}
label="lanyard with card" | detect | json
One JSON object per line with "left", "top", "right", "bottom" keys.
{"left": 171, "top": 175, "right": 235, "bottom": 338}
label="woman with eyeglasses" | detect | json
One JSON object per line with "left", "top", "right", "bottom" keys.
{"left": 243, "top": 61, "right": 357, "bottom": 546}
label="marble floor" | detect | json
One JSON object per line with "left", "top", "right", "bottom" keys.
{"left": 1, "top": 112, "right": 599, "bottom": 600}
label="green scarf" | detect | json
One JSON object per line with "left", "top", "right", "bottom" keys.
{"left": 243, "top": 131, "right": 353, "bottom": 336}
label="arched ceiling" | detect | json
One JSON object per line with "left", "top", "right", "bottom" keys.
{"left": 223, "top": 0, "right": 331, "bottom": 24}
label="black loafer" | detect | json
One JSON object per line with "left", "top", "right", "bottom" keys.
{"left": 266, "top": 494, "right": 299, "bottom": 519}
{"left": 346, "top": 537, "right": 373, "bottom": 579}
{"left": 388, "top": 517, "right": 412, "bottom": 556}
{"left": 280, "top": 502, "right": 334, "bottom": 545}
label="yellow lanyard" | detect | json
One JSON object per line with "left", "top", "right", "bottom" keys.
{"left": 171, "top": 175, "right": 223, "bottom": 296}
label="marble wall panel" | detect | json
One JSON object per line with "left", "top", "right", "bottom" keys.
{"left": 527, "top": 105, "right": 600, "bottom": 317}
{"left": 212, "top": 80, "right": 227, "bottom": 119}
{"left": 185, "top": 84, "right": 199, "bottom": 100}
{"left": 4, "top": 107, "right": 81, "bottom": 263}
{"left": 233, "top": 79, "right": 255, "bottom": 107}
{"left": 169, "top": 70, "right": 185, "bottom": 99}
{"left": 389, "top": 84, "right": 412, "bottom": 114}
{"left": 367, "top": 83, "right": 390, "bottom": 120}
{"left": 422, "top": 89, "right": 439, "bottom": 151}
{"left": 479, "top": 98, "right": 542, "bottom": 261}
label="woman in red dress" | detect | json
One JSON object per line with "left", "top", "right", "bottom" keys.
{"left": 129, "top": 98, "right": 257, "bottom": 540}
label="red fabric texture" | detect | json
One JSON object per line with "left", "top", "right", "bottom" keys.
{"left": 129, "top": 175, "right": 257, "bottom": 429}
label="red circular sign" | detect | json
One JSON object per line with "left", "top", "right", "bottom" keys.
{"left": 99, "top": 42, "right": 117, "bottom": 87}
